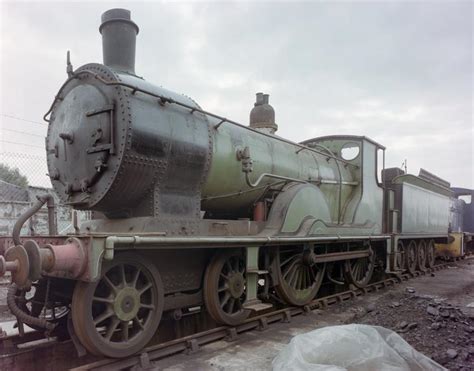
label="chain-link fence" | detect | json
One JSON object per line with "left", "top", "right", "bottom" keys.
{"left": 0, "top": 151, "right": 91, "bottom": 237}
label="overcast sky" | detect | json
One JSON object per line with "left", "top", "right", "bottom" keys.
{"left": 0, "top": 0, "right": 472, "bottom": 189}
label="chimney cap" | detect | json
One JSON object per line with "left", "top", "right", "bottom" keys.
{"left": 99, "top": 8, "right": 139, "bottom": 34}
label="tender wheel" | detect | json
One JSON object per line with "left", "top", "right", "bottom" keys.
{"left": 271, "top": 247, "right": 326, "bottom": 306}
{"left": 204, "top": 250, "right": 250, "bottom": 326}
{"left": 405, "top": 240, "right": 417, "bottom": 274}
{"left": 71, "top": 253, "right": 164, "bottom": 358}
{"left": 417, "top": 240, "right": 427, "bottom": 270}
{"left": 343, "top": 245, "right": 375, "bottom": 288}
{"left": 426, "top": 239, "right": 436, "bottom": 268}
{"left": 396, "top": 240, "right": 407, "bottom": 271}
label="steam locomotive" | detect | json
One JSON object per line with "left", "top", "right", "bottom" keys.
{"left": 0, "top": 9, "right": 470, "bottom": 358}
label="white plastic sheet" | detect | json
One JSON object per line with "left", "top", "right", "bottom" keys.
{"left": 272, "top": 324, "right": 446, "bottom": 371}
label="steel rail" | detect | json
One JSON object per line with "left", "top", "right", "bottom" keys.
{"left": 0, "top": 262, "right": 452, "bottom": 370}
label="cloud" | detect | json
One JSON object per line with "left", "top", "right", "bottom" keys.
{"left": 0, "top": 1, "right": 472, "bottom": 188}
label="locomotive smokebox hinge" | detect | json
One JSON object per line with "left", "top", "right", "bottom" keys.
{"left": 236, "top": 146, "right": 253, "bottom": 173}
{"left": 85, "top": 104, "right": 115, "bottom": 155}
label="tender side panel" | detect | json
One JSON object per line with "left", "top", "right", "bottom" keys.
{"left": 401, "top": 183, "right": 449, "bottom": 234}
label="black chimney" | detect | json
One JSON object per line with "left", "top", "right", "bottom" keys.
{"left": 99, "top": 9, "right": 139, "bottom": 74}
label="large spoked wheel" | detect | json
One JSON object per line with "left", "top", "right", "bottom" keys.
{"left": 417, "top": 240, "right": 427, "bottom": 271}
{"left": 426, "top": 239, "right": 436, "bottom": 268}
{"left": 271, "top": 247, "right": 326, "bottom": 306}
{"left": 405, "top": 240, "right": 417, "bottom": 274}
{"left": 204, "top": 250, "right": 250, "bottom": 326}
{"left": 71, "top": 253, "right": 164, "bottom": 358}
{"left": 343, "top": 246, "right": 375, "bottom": 288}
{"left": 396, "top": 241, "right": 407, "bottom": 271}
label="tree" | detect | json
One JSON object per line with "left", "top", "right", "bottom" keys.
{"left": 0, "top": 163, "right": 29, "bottom": 188}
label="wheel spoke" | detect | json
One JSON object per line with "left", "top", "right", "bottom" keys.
{"left": 227, "top": 298, "right": 235, "bottom": 314}
{"left": 139, "top": 283, "right": 152, "bottom": 296}
{"left": 104, "top": 318, "right": 120, "bottom": 341}
{"left": 134, "top": 316, "right": 145, "bottom": 330}
{"left": 140, "top": 303, "right": 155, "bottom": 310}
{"left": 232, "top": 257, "right": 239, "bottom": 272}
{"left": 120, "top": 264, "right": 127, "bottom": 287}
{"left": 121, "top": 321, "right": 129, "bottom": 341}
{"left": 292, "top": 269, "right": 301, "bottom": 289}
{"left": 131, "top": 268, "right": 141, "bottom": 288}
{"left": 93, "top": 296, "right": 114, "bottom": 304}
{"left": 94, "top": 309, "right": 114, "bottom": 325}
{"left": 297, "top": 269, "right": 303, "bottom": 290}
{"left": 286, "top": 266, "right": 297, "bottom": 287}
{"left": 352, "top": 261, "right": 360, "bottom": 281}
{"left": 360, "top": 260, "right": 367, "bottom": 280}
{"left": 303, "top": 267, "right": 308, "bottom": 289}
{"left": 283, "top": 259, "right": 298, "bottom": 281}
{"left": 103, "top": 275, "right": 118, "bottom": 294}
{"left": 282, "top": 258, "right": 298, "bottom": 279}
{"left": 220, "top": 292, "right": 231, "bottom": 308}
{"left": 361, "top": 261, "right": 367, "bottom": 280}
{"left": 280, "top": 255, "right": 296, "bottom": 267}
{"left": 218, "top": 284, "right": 228, "bottom": 293}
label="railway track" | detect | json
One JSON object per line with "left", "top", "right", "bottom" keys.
{"left": 0, "top": 262, "right": 453, "bottom": 371}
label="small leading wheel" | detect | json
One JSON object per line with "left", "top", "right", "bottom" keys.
{"left": 396, "top": 240, "right": 407, "bottom": 271}
{"left": 71, "top": 253, "right": 164, "bottom": 358}
{"left": 417, "top": 240, "right": 427, "bottom": 271}
{"left": 271, "top": 247, "right": 326, "bottom": 306}
{"left": 343, "top": 245, "right": 375, "bottom": 288}
{"left": 203, "top": 250, "right": 250, "bottom": 326}
{"left": 426, "top": 239, "right": 436, "bottom": 268}
{"left": 405, "top": 240, "right": 417, "bottom": 274}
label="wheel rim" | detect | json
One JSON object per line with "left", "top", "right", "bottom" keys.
{"left": 72, "top": 254, "right": 163, "bottom": 358}
{"left": 272, "top": 247, "right": 326, "bottom": 306}
{"left": 204, "top": 250, "right": 250, "bottom": 326}
{"left": 397, "top": 241, "right": 407, "bottom": 271}
{"left": 406, "top": 241, "right": 417, "bottom": 274}
{"left": 344, "top": 246, "right": 375, "bottom": 288}
{"left": 417, "top": 240, "right": 427, "bottom": 270}
{"left": 426, "top": 240, "right": 436, "bottom": 268}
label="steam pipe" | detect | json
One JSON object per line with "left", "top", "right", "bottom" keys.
{"left": 13, "top": 194, "right": 56, "bottom": 245}
{"left": 7, "top": 284, "right": 55, "bottom": 331}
